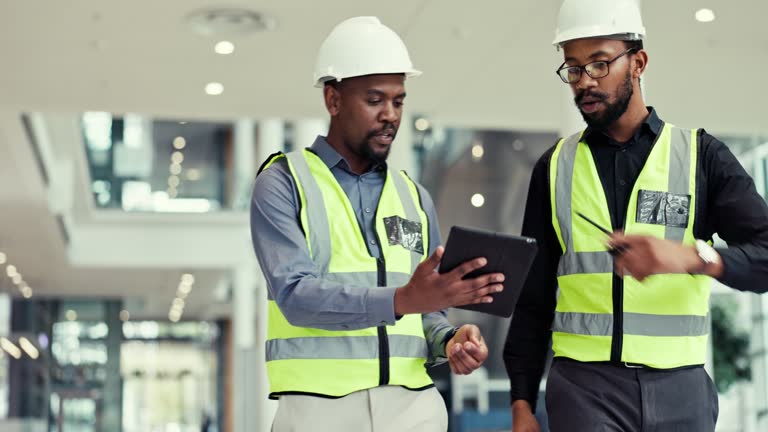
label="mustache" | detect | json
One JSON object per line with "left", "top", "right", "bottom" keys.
{"left": 575, "top": 90, "right": 608, "bottom": 105}
{"left": 366, "top": 124, "right": 397, "bottom": 139}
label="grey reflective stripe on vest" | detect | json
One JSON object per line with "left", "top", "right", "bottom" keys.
{"left": 665, "top": 127, "right": 692, "bottom": 241}
{"left": 325, "top": 271, "right": 411, "bottom": 287}
{"left": 553, "top": 311, "right": 709, "bottom": 337}
{"left": 389, "top": 169, "right": 423, "bottom": 273}
{"left": 265, "top": 272, "right": 410, "bottom": 300}
{"left": 557, "top": 251, "right": 613, "bottom": 276}
{"left": 286, "top": 151, "right": 332, "bottom": 273}
{"left": 555, "top": 133, "right": 582, "bottom": 253}
{"left": 266, "top": 334, "right": 428, "bottom": 361}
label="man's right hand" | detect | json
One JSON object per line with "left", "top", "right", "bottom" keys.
{"left": 512, "top": 400, "right": 541, "bottom": 432}
{"left": 394, "top": 246, "right": 505, "bottom": 315}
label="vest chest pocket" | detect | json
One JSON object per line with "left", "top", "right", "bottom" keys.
{"left": 384, "top": 215, "right": 424, "bottom": 254}
{"left": 636, "top": 190, "right": 691, "bottom": 228}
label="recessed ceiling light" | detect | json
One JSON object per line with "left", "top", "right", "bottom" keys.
{"left": 6, "top": 265, "right": 17, "bottom": 277}
{"left": 20, "top": 286, "right": 32, "bottom": 299}
{"left": 168, "top": 176, "right": 180, "bottom": 188}
{"left": 414, "top": 118, "right": 430, "bottom": 131}
{"left": 471, "top": 193, "right": 485, "bottom": 208}
{"left": 120, "top": 310, "right": 130, "bottom": 321}
{"left": 11, "top": 274, "right": 22, "bottom": 285}
{"left": 169, "top": 163, "right": 182, "bottom": 175}
{"left": 181, "top": 273, "right": 195, "bottom": 285}
{"left": 171, "top": 151, "right": 184, "bottom": 164}
{"left": 0, "top": 252, "right": 6, "bottom": 264}
{"left": 173, "top": 136, "right": 187, "bottom": 150}
{"left": 215, "top": 40, "right": 235, "bottom": 55}
{"left": 205, "top": 82, "right": 224, "bottom": 95}
{"left": 65, "top": 310, "right": 78, "bottom": 321}
{"left": 695, "top": 9, "right": 715, "bottom": 23}
{"left": 471, "top": 144, "right": 484, "bottom": 160}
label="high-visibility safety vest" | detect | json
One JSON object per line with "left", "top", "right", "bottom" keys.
{"left": 549, "top": 124, "right": 711, "bottom": 369}
{"left": 259, "top": 149, "right": 433, "bottom": 398}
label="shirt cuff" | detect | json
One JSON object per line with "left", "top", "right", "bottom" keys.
{"left": 367, "top": 286, "right": 398, "bottom": 327}
{"left": 715, "top": 247, "right": 747, "bottom": 287}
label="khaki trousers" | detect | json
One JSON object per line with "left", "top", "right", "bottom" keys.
{"left": 272, "top": 386, "right": 448, "bottom": 432}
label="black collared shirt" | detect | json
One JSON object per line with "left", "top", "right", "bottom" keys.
{"left": 503, "top": 107, "right": 768, "bottom": 410}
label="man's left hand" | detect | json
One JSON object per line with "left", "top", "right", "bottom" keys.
{"left": 608, "top": 233, "right": 715, "bottom": 281}
{"left": 446, "top": 324, "right": 488, "bottom": 375}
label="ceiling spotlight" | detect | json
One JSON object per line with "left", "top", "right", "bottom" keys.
{"left": 18, "top": 337, "right": 39, "bottom": 359}
{"left": 215, "top": 40, "right": 235, "bottom": 55}
{"left": 471, "top": 193, "right": 486, "bottom": 208}
{"left": 170, "top": 163, "right": 182, "bottom": 175}
{"left": 414, "top": 118, "right": 430, "bottom": 131}
{"left": 119, "top": 310, "right": 130, "bottom": 321}
{"left": 0, "top": 252, "right": 6, "bottom": 264}
{"left": 173, "top": 136, "right": 187, "bottom": 150}
{"left": 181, "top": 273, "right": 195, "bottom": 286}
{"left": 65, "top": 310, "right": 78, "bottom": 321}
{"left": 11, "top": 274, "right": 22, "bottom": 285}
{"left": 0, "top": 338, "right": 21, "bottom": 359}
{"left": 168, "top": 176, "right": 181, "bottom": 188}
{"left": 20, "top": 286, "right": 32, "bottom": 299}
{"left": 171, "top": 151, "right": 184, "bottom": 164}
{"left": 471, "top": 144, "right": 484, "bottom": 160}
{"left": 695, "top": 9, "right": 715, "bottom": 23}
{"left": 6, "top": 265, "right": 17, "bottom": 277}
{"left": 205, "top": 82, "right": 224, "bottom": 96}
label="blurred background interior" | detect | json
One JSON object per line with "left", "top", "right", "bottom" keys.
{"left": 0, "top": 1, "right": 767, "bottom": 431}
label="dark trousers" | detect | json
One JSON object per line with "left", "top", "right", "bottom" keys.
{"left": 545, "top": 359, "right": 719, "bottom": 432}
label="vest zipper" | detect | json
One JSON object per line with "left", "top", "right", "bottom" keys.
{"left": 610, "top": 274, "right": 623, "bottom": 362}
{"left": 376, "top": 257, "right": 390, "bottom": 385}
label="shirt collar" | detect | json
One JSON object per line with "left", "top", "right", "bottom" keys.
{"left": 308, "top": 135, "right": 387, "bottom": 174}
{"left": 583, "top": 106, "right": 663, "bottom": 144}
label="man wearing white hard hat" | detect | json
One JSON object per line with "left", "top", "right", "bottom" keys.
{"left": 251, "top": 16, "right": 497, "bottom": 431}
{"left": 503, "top": 0, "right": 768, "bottom": 431}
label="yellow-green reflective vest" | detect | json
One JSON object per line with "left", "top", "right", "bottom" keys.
{"left": 260, "top": 149, "right": 433, "bottom": 398}
{"left": 549, "top": 124, "right": 711, "bottom": 369}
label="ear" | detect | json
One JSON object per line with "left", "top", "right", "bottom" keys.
{"left": 323, "top": 84, "right": 342, "bottom": 116}
{"left": 632, "top": 50, "right": 649, "bottom": 79}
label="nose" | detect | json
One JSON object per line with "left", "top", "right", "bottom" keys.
{"left": 574, "top": 70, "right": 598, "bottom": 94}
{"left": 378, "top": 101, "right": 399, "bottom": 124}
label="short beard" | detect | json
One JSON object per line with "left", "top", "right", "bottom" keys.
{"left": 576, "top": 70, "right": 634, "bottom": 130}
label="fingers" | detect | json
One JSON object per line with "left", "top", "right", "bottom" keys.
{"left": 449, "top": 343, "right": 480, "bottom": 374}
{"left": 420, "top": 246, "right": 444, "bottom": 273}
{"left": 450, "top": 257, "right": 487, "bottom": 279}
{"left": 463, "top": 339, "right": 488, "bottom": 364}
{"left": 470, "top": 273, "right": 505, "bottom": 289}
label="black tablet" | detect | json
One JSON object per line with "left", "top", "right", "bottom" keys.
{"left": 438, "top": 226, "right": 538, "bottom": 317}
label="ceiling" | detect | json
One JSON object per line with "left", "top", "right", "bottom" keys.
{"left": 0, "top": 0, "right": 766, "bottom": 321}
{"left": 0, "top": 0, "right": 766, "bottom": 134}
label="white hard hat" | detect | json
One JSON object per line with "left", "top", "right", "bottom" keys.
{"left": 553, "top": 0, "right": 646, "bottom": 47}
{"left": 313, "top": 16, "right": 421, "bottom": 88}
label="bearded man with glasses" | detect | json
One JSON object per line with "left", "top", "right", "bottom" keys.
{"left": 503, "top": 1, "right": 768, "bottom": 431}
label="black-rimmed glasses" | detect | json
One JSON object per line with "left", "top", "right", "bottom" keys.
{"left": 556, "top": 48, "right": 637, "bottom": 84}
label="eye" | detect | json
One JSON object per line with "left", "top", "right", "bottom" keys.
{"left": 367, "top": 99, "right": 382, "bottom": 106}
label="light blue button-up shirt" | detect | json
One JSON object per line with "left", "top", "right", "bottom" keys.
{"left": 250, "top": 136, "right": 454, "bottom": 363}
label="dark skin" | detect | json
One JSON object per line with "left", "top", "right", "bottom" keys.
{"left": 323, "top": 73, "right": 496, "bottom": 373}
{"left": 512, "top": 38, "right": 723, "bottom": 432}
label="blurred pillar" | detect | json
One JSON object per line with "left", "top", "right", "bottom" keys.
{"left": 293, "top": 119, "right": 328, "bottom": 151}
{"left": 232, "top": 260, "right": 276, "bottom": 432}
{"left": 256, "top": 119, "right": 285, "bottom": 167}
{"left": 233, "top": 119, "right": 256, "bottom": 209}
{"left": 388, "top": 113, "right": 418, "bottom": 179}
